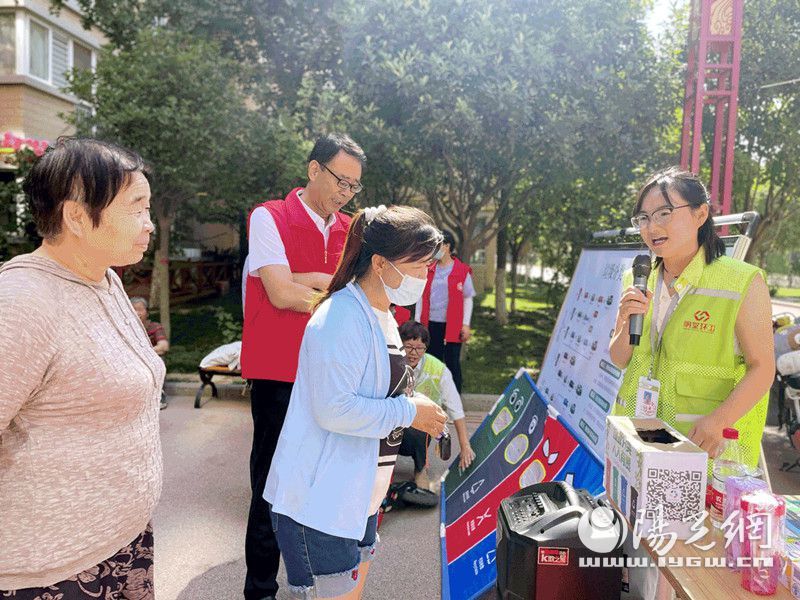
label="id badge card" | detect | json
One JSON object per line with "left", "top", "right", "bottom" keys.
{"left": 635, "top": 376, "right": 661, "bottom": 418}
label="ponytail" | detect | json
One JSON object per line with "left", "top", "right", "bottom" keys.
{"left": 697, "top": 213, "right": 726, "bottom": 263}
{"left": 313, "top": 205, "right": 442, "bottom": 311}
{"left": 313, "top": 211, "right": 371, "bottom": 310}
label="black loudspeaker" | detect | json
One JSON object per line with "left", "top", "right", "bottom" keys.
{"left": 496, "top": 481, "right": 624, "bottom": 600}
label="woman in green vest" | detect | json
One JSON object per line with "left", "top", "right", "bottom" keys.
{"left": 398, "top": 320, "right": 475, "bottom": 490}
{"left": 610, "top": 168, "right": 774, "bottom": 467}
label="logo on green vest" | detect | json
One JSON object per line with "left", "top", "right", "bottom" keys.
{"left": 684, "top": 310, "right": 715, "bottom": 333}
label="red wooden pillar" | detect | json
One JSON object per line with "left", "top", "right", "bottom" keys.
{"left": 679, "top": 0, "right": 744, "bottom": 217}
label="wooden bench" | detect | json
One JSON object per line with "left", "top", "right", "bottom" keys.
{"left": 195, "top": 366, "right": 243, "bottom": 408}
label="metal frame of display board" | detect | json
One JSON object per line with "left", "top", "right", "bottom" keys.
{"left": 591, "top": 211, "right": 760, "bottom": 259}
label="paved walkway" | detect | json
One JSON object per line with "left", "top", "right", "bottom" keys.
{"left": 154, "top": 393, "right": 466, "bottom": 600}
{"left": 153, "top": 392, "right": 800, "bottom": 600}
{"left": 773, "top": 298, "right": 800, "bottom": 320}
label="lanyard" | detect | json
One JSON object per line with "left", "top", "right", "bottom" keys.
{"left": 648, "top": 268, "right": 685, "bottom": 378}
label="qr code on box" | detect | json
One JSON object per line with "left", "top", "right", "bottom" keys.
{"left": 644, "top": 468, "right": 703, "bottom": 521}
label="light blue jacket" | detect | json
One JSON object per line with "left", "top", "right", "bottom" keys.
{"left": 263, "top": 282, "right": 417, "bottom": 540}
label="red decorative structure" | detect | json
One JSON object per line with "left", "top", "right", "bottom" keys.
{"left": 680, "top": 0, "right": 744, "bottom": 216}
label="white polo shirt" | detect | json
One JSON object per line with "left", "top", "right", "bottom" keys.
{"left": 246, "top": 189, "right": 337, "bottom": 276}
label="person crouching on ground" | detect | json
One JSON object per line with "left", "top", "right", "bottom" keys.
{"left": 264, "top": 205, "right": 448, "bottom": 600}
{"left": 398, "top": 320, "right": 475, "bottom": 490}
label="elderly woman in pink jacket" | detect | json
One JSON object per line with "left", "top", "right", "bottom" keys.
{"left": 0, "top": 138, "right": 164, "bottom": 599}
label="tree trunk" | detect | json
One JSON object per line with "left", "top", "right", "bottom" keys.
{"left": 495, "top": 225, "right": 508, "bottom": 325}
{"left": 459, "top": 229, "right": 475, "bottom": 269}
{"left": 510, "top": 248, "right": 520, "bottom": 315}
{"left": 154, "top": 213, "right": 172, "bottom": 339}
{"left": 149, "top": 266, "right": 160, "bottom": 308}
{"left": 148, "top": 223, "right": 160, "bottom": 306}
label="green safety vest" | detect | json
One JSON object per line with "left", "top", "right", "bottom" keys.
{"left": 613, "top": 247, "right": 768, "bottom": 468}
{"left": 415, "top": 354, "right": 446, "bottom": 407}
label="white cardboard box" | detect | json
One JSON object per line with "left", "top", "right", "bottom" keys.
{"left": 605, "top": 416, "right": 708, "bottom": 540}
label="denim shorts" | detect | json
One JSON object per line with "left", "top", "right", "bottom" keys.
{"left": 269, "top": 506, "right": 379, "bottom": 599}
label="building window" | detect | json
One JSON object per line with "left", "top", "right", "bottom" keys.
{"left": 73, "top": 41, "right": 92, "bottom": 72}
{"left": 29, "top": 20, "right": 49, "bottom": 81}
{"left": 52, "top": 31, "right": 69, "bottom": 88}
{"left": 0, "top": 13, "right": 14, "bottom": 75}
{"left": 22, "top": 18, "right": 95, "bottom": 89}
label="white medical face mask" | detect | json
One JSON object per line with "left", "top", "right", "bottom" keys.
{"left": 381, "top": 261, "right": 427, "bottom": 306}
{"left": 433, "top": 248, "right": 445, "bottom": 261}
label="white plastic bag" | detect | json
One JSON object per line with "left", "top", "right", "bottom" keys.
{"left": 777, "top": 349, "right": 800, "bottom": 377}
{"left": 200, "top": 341, "right": 242, "bottom": 371}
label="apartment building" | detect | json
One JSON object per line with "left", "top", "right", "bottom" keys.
{"left": 0, "top": 0, "right": 104, "bottom": 143}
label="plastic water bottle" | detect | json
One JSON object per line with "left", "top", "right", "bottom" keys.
{"left": 724, "top": 475, "right": 769, "bottom": 571}
{"left": 740, "top": 490, "right": 785, "bottom": 595}
{"left": 710, "top": 427, "right": 745, "bottom": 528}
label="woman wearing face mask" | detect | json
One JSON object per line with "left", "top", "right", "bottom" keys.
{"left": 415, "top": 230, "right": 475, "bottom": 392}
{"left": 264, "top": 205, "right": 448, "bottom": 600}
{"left": 610, "top": 168, "right": 774, "bottom": 470}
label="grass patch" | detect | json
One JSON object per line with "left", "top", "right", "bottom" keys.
{"left": 154, "top": 290, "right": 243, "bottom": 374}
{"left": 776, "top": 287, "right": 800, "bottom": 300}
{"left": 480, "top": 284, "right": 550, "bottom": 313}
{"left": 463, "top": 283, "right": 557, "bottom": 394}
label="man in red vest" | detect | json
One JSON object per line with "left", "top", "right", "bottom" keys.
{"left": 416, "top": 230, "right": 475, "bottom": 392}
{"left": 240, "top": 133, "right": 364, "bottom": 600}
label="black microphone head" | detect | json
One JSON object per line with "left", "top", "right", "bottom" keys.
{"left": 632, "top": 254, "right": 652, "bottom": 279}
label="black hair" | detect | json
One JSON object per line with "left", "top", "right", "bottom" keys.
{"left": 308, "top": 133, "right": 366, "bottom": 167}
{"left": 315, "top": 206, "right": 442, "bottom": 309}
{"left": 399, "top": 320, "right": 431, "bottom": 347}
{"left": 633, "top": 167, "right": 725, "bottom": 265}
{"left": 441, "top": 230, "right": 457, "bottom": 256}
{"left": 23, "top": 137, "right": 148, "bottom": 239}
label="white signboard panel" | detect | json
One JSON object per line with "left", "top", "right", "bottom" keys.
{"left": 536, "top": 247, "right": 644, "bottom": 459}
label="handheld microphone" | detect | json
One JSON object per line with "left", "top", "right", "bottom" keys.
{"left": 629, "top": 255, "right": 652, "bottom": 345}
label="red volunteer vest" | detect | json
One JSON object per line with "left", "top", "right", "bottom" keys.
{"left": 420, "top": 257, "right": 472, "bottom": 344}
{"left": 241, "top": 188, "right": 351, "bottom": 381}
{"left": 393, "top": 305, "right": 412, "bottom": 327}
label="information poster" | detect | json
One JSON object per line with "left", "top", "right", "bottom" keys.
{"left": 536, "top": 247, "right": 643, "bottom": 459}
{"left": 440, "top": 370, "right": 604, "bottom": 600}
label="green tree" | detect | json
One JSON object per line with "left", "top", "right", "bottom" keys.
{"left": 346, "top": 0, "right": 677, "bottom": 277}
{"left": 505, "top": 182, "right": 540, "bottom": 315}
{"left": 732, "top": 0, "right": 800, "bottom": 265}
{"left": 66, "top": 29, "right": 278, "bottom": 337}
{"left": 50, "top": 0, "right": 261, "bottom": 59}
{"left": 0, "top": 148, "right": 40, "bottom": 260}
{"left": 51, "top": 0, "right": 355, "bottom": 104}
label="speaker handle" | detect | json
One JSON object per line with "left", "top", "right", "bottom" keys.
{"left": 529, "top": 506, "right": 585, "bottom": 536}
{"left": 560, "top": 481, "right": 582, "bottom": 507}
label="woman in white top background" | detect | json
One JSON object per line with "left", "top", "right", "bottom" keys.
{"left": 415, "top": 230, "right": 476, "bottom": 392}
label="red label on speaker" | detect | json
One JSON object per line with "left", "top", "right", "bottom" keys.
{"left": 537, "top": 547, "right": 569, "bottom": 566}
